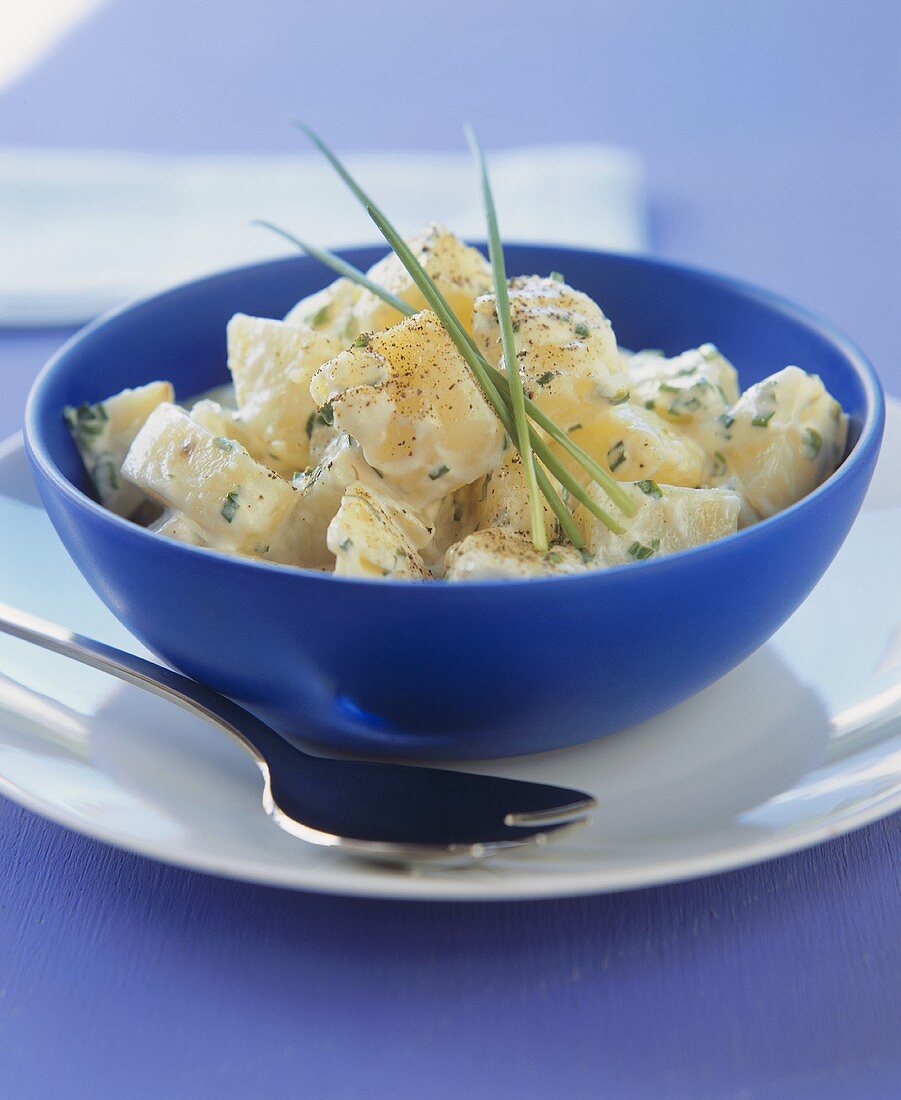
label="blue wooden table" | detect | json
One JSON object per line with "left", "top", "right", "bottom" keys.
{"left": 1, "top": 2, "right": 899, "bottom": 1095}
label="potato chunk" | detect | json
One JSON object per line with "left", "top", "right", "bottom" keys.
{"left": 189, "top": 398, "right": 273, "bottom": 469}
{"left": 310, "top": 310, "right": 505, "bottom": 509}
{"left": 227, "top": 313, "right": 342, "bottom": 475}
{"left": 286, "top": 432, "right": 434, "bottom": 568}
{"left": 445, "top": 529, "right": 586, "bottom": 581}
{"left": 472, "top": 274, "right": 630, "bottom": 431}
{"left": 327, "top": 483, "right": 429, "bottom": 579}
{"left": 351, "top": 223, "right": 491, "bottom": 336}
{"left": 148, "top": 510, "right": 208, "bottom": 547}
{"left": 284, "top": 277, "right": 362, "bottom": 342}
{"left": 474, "top": 447, "right": 561, "bottom": 542}
{"left": 571, "top": 403, "right": 706, "bottom": 487}
{"left": 575, "top": 481, "right": 741, "bottom": 565}
{"left": 721, "top": 366, "right": 848, "bottom": 519}
{"left": 64, "top": 381, "right": 174, "bottom": 517}
{"left": 122, "top": 403, "right": 302, "bottom": 561}
{"left": 626, "top": 344, "right": 739, "bottom": 481}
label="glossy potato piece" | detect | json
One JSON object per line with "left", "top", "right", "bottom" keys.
{"left": 474, "top": 447, "right": 560, "bottom": 542}
{"left": 287, "top": 433, "right": 435, "bottom": 569}
{"left": 148, "top": 510, "right": 208, "bottom": 547}
{"left": 310, "top": 310, "right": 506, "bottom": 509}
{"left": 627, "top": 344, "right": 739, "bottom": 481}
{"left": 571, "top": 402, "right": 706, "bottom": 487}
{"left": 445, "top": 529, "right": 586, "bottom": 581}
{"left": 122, "top": 403, "right": 301, "bottom": 561}
{"left": 472, "top": 274, "right": 630, "bottom": 432}
{"left": 284, "top": 277, "right": 362, "bottom": 342}
{"left": 188, "top": 398, "right": 276, "bottom": 472}
{"left": 722, "top": 366, "right": 848, "bottom": 518}
{"left": 351, "top": 223, "right": 491, "bottom": 336}
{"left": 64, "top": 380, "right": 174, "bottom": 517}
{"left": 327, "top": 483, "right": 429, "bottom": 579}
{"left": 227, "top": 313, "right": 342, "bottom": 475}
{"left": 575, "top": 480, "right": 741, "bottom": 565}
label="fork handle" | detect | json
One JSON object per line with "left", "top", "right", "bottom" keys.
{"left": 0, "top": 600, "right": 308, "bottom": 778}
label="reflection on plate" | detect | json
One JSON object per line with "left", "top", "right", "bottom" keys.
{"left": 0, "top": 402, "right": 899, "bottom": 900}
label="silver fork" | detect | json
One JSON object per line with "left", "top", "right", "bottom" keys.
{"left": 0, "top": 602, "right": 596, "bottom": 866}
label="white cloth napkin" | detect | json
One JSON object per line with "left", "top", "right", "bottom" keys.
{"left": 0, "top": 144, "right": 646, "bottom": 325}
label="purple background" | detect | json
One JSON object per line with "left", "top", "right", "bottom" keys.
{"left": 1, "top": 1, "right": 899, "bottom": 1095}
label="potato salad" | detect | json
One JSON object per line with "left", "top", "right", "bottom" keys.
{"left": 65, "top": 223, "right": 848, "bottom": 581}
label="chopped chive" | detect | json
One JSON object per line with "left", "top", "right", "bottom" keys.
{"left": 608, "top": 390, "right": 630, "bottom": 405}
{"left": 802, "top": 427, "right": 822, "bottom": 459}
{"left": 636, "top": 479, "right": 662, "bottom": 499}
{"left": 751, "top": 411, "right": 775, "bottom": 428}
{"left": 428, "top": 464, "right": 450, "bottom": 480}
{"left": 711, "top": 451, "right": 728, "bottom": 478}
{"left": 352, "top": 332, "right": 371, "bottom": 348}
{"left": 549, "top": 270, "right": 564, "bottom": 283}
{"left": 214, "top": 436, "right": 236, "bottom": 452}
{"left": 628, "top": 538, "right": 659, "bottom": 560}
{"left": 307, "top": 303, "right": 331, "bottom": 328}
{"left": 339, "top": 537, "right": 353, "bottom": 551}
{"left": 644, "top": 399, "right": 656, "bottom": 410}
{"left": 536, "top": 371, "right": 555, "bottom": 387}
{"left": 574, "top": 321, "right": 590, "bottom": 338}
{"left": 607, "top": 440, "right": 626, "bottom": 472}
{"left": 318, "top": 401, "right": 335, "bottom": 426}
{"left": 568, "top": 423, "right": 582, "bottom": 434}
{"left": 221, "top": 491, "right": 240, "bottom": 523}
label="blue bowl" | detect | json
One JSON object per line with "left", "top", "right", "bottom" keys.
{"left": 25, "top": 246, "right": 884, "bottom": 759}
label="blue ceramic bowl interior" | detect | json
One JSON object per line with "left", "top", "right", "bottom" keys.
{"left": 25, "top": 246, "right": 884, "bottom": 758}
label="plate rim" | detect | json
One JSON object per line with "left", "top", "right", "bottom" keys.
{"left": 1, "top": 406, "right": 900, "bottom": 900}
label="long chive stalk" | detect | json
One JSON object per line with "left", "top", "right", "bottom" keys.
{"left": 251, "top": 220, "right": 412, "bottom": 317}
{"left": 464, "top": 125, "right": 545, "bottom": 551}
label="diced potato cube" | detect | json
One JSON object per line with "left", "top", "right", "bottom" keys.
{"left": 310, "top": 310, "right": 505, "bottom": 509}
{"left": 327, "top": 483, "right": 429, "bottom": 579}
{"left": 571, "top": 403, "right": 706, "bottom": 487}
{"left": 445, "top": 529, "right": 586, "bottom": 581}
{"left": 474, "top": 447, "right": 561, "bottom": 542}
{"left": 283, "top": 432, "right": 433, "bottom": 569}
{"left": 122, "top": 403, "right": 300, "bottom": 560}
{"left": 351, "top": 223, "right": 492, "bottom": 336}
{"left": 721, "top": 366, "right": 848, "bottom": 518}
{"left": 472, "top": 274, "right": 630, "bottom": 431}
{"left": 284, "top": 277, "right": 362, "bottom": 342}
{"left": 148, "top": 510, "right": 208, "bottom": 547}
{"left": 227, "top": 313, "right": 342, "bottom": 475}
{"left": 64, "top": 381, "right": 173, "bottom": 517}
{"left": 575, "top": 481, "right": 741, "bottom": 565}
{"left": 626, "top": 344, "right": 739, "bottom": 481}
{"left": 189, "top": 398, "right": 275, "bottom": 471}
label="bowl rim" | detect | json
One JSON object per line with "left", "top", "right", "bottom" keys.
{"left": 25, "top": 243, "right": 886, "bottom": 591}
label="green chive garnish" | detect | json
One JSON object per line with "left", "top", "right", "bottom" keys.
{"left": 636, "top": 479, "right": 662, "bottom": 499}
{"left": 221, "top": 491, "right": 240, "bottom": 523}
{"left": 802, "top": 427, "right": 822, "bottom": 459}
{"left": 465, "top": 123, "right": 545, "bottom": 549}
{"left": 751, "top": 411, "right": 775, "bottom": 428}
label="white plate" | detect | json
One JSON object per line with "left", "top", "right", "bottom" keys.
{"left": 1, "top": 404, "right": 899, "bottom": 900}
